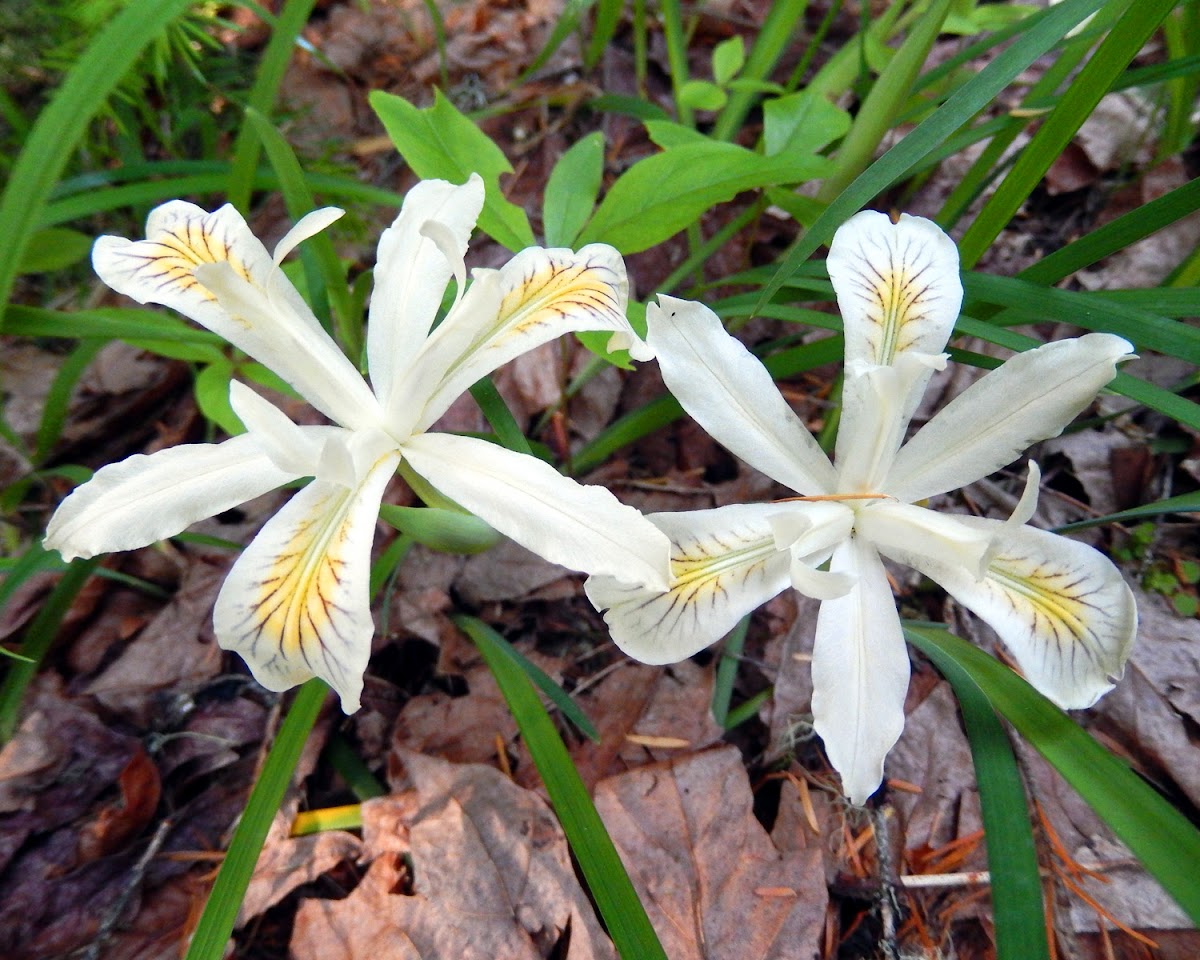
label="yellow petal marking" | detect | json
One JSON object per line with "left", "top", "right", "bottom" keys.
{"left": 442, "top": 252, "right": 624, "bottom": 384}
{"left": 985, "top": 552, "right": 1104, "bottom": 664}
{"left": 131, "top": 215, "right": 253, "bottom": 302}
{"left": 254, "top": 486, "right": 352, "bottom": 659}
{"left": 611, "top": 530, "right": 784, "bottom": 641}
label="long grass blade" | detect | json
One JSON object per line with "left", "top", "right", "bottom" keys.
{"left": 756, "top": 0, "right": 1107, "bottom": 310}
{"left": 458, "top": 615, "right": 668, "bottom": 960}
{"left": 904, "top": 623, "right": 1200, "bottom": 925}
{"left": 184, "top": 679, "right": 328, "bottom": 960}
{"left": 957, "top": 0, "right": 1176, "bottom": 267}
{"left": 0, "top": 0, "right": 195, "bottom": 327}
{"left": 226, "top": 0, "right": 319, "bottom": 212}
{"left": 906, "top": 627, "right": 1050, "bottom": 960}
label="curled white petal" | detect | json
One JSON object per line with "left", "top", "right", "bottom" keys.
{"left": 44, "top": 434, "right": 300, "bottom": 561}
{"left": 194, "top": 261, "right": 380, "bottom": 430}
{"left": 887, "top": 333, "right": 1134, "bottom": 503}
{"left": 585, "top": 503, "right": 793, "bottom": 664}
{"left": 647, "top": 295, "right": 837, "bottom": 495}
{"left": 273, "top": 207, "right": 344, "bottom": 264}
{"left": 401, "top": 432, "right": 670, "bottom": 591}
{"left": 213, "top": 449, "right": 402, "bottom": 713}
{"left": 811, "top": 536, "right": 911, "bottom": 806}
{"left": 229, "top": 380, "right": 327, "bottom": 476}
{"left": 859, "top": 500, "right": 992, "bottom": 580}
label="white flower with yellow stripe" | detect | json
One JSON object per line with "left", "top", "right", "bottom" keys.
{"left": 45, "top": 175, "right": 670, "bottom": 712}
{"left": 586, "top": 210, "right": 1137, "bottom": 805}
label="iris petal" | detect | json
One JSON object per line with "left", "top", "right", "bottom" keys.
{"left": 586, "top": 503, "right": 793, "bottom": 663}
{"left": 214, "top": 449, "right": 402, "bottom": 713}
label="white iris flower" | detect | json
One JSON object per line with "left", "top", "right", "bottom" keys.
{"left": 45, "top": 175, "right": 671, "bottom": 712}
{"left": 586, "top": 210, "right": 1137, "bottom": 805}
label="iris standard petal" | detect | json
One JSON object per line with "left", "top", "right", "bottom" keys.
{"left": 647, "top": 296, "right": 837, "bottom": 495}
{"left": 810, "top": 536, "right": 911, "bottom": 806}
{"left": 213, "top": 448, "right": 402, "bottom": 713}
{"left": 895, "top": 515, "right": 1137, "bottom": 710}
{"left": 410, "top": 244, "right": 635, "bottom": 432}
{"left": 886, "top": 333, "right": 1133, "bottom": 504}
{"left": 826, "top": 210, "right": 962, "bottom": 370}
{"left": 400, "top": 432, "right": 671, "bottom": 591}
{"left": 368, "top": 175, "right": 485, "bottom": 411}
{"left": 43, "top": 434, "right": 300, "bottom": 561}
{"left": 586, "top": 503, "right": 795, "bottom": 663}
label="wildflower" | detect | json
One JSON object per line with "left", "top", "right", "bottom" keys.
{"left": 586, "top": 210, "right": 1137, "bottom": 804}
{"left": 46, "top": 175, "right": 670, "bottom": 712}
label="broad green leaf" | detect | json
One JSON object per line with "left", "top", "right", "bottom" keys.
{"left": 369, "top": 89, "right": 536, "bottom": 251}
{"left": 762, "top": 90, "right": 852, "bottom": 157}
{"left": 17, "top": 228, "right": 93, "bottom": 274}
{"left": 643, "top": 119, "right": 711, "bottom": 148}
{"left": 712, "top": 36, "right": 745, "bottom": 86}
{"left": 579, "top": 142, "right": 831, "bottom": 253}
{"left": 193, "top": 361, "right": 241, "bottom": 437}
{"left": 905, "top": 623, "right": 1200, "bottom": 926}
{"left": 543, "top": 131, "right": 605, "bottom": 247}
{"left": 679, "top": 80, "right": 727, "bottom": 112}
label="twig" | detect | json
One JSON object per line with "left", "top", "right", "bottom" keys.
{"left": 80, "top": 818, "right": 173, "bottom": 960}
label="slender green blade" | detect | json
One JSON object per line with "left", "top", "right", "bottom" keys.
{"left": 0, "top": 558, "right": 100, "bottom": 741}
{"left": 904, "top": 623, "right": 1200, "bottom": 925}
{"left": 756, "top": 0, "right": 1107, "bottom": 309}
{"left": 958, "top": 0, "right": 1177, "bottom": 267}
{"left": 226, "top": 0, "right": 319, "bottom": 212}
{"left": 0, "top": 0, "right": 195, "bottom": 326}
{"left": 459, "top": 616, "right": 667, "bottom": 960}
{"left": 185, "top": 680, "right": 328, "bottom": 960}
{"left": 905, "top": 627, "right": 1050, "bottom": 960}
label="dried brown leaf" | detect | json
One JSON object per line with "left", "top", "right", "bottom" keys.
{"left": 593, "top": 745, "right": 826, "bottom": 960}
{"left": 290, "top": 751, "right": 615, "bottom": 960}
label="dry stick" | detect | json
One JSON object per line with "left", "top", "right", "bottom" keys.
{"left": 81, "top": 818, "right": 173, "bottom": 960}
{"left": 872, "top": 806, "right": 902, "bottom": 960}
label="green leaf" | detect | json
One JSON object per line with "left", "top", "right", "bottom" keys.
{"left": 185, "top": 681, "right": 328, "bottom": 960}
{"left": 712, "top": 36, "right": 746, "bottom": 86}
{"left": 643, "top": 119, "right": 711, "bottom": 148}
{"left": 543, "top": 131, "right": 605, "bottom": 247}
{"left": 368, "top": 89, "right": 536, "bottom": 251}
{"left": 904, "top": 623, "right": 1200, "bottom": 925}
{"left": 757, "top": 0, "right": 1108, "bottom": 309}
{"left": 378, "top": 504, "right": 501, "bottom": 555}
{"left": 0, "top": 0, "right": 195, "bottom": 327}
{"left": 458, "top": 616, "right": 667, "bottom": 960}
{"left": 907, "top": 627, "right": 1050, "bottom": 960}
{"left": 678, "top": 80, "right": 728, "bottom": 112}
{"left": 762, "top": 90, "right": 852, "bottom": 157}
{"left": 579, "top": 142, "right": 831, "bottom": 253}
{"left": 17, "top": 228, "right": 93, "bottom": 274}
{"left": 193, "top": 361, "right": 241, "bottom": 437}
